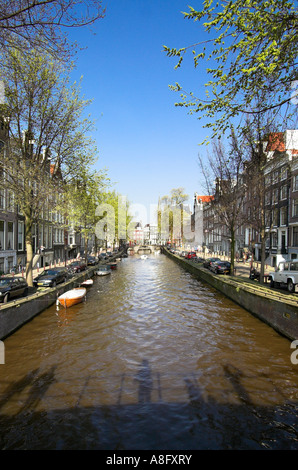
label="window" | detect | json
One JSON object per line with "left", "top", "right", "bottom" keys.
{"left": 272, "top": 208, "right": 279, "bottom": 226}
{"left": 265, "top": 191, "right": 271, "bottom": 205}
{"left": 271, "top": 232, "right": 278, "bottom": 247}
{"left": 293, "top": 227, "right": 298, "bottom": 246}
{"left": 272, "top": 188, "right": 279, "bottom": 205}
{"left": 0, "top": 221, "right": 4, "bottom": 250}
{"left": 7, "top": 191, "right": 14, "bottom": 212}
{"left": 7, "top": 256, "right": 13, "bottom": 270}
{"left": 0, "top": 190, "right": 4, "bottom": 210}
{"left": 293, "top": 175, "right": 298, "bottom": 191}
{"left": 280, "top": 185, "right": 287, "bottom": 200}
{"left": 293, "top": 199, "right": 298, "bottom": 218}
{"left": 265, "top": 210, "right": 271, "bottom": 227}
{"left": 280, "top": 206, "right": 287, "bottom": 226}
{"left": 7, "top": 222, "right": 13, "bottom": 250}
{"left": 272, "top": 170, "right": 279, "bottom": 184}
{"left": 18, "top": 221, "right": 24, "bottom": 251}
{"left": 39, "top": 225, "right": 43, "bottom": 248}
{"left": 280, "top": 167, "right": 288, "bottom": 181}
{"left": 44, "top": 225, "right": 48, "bottom": 248}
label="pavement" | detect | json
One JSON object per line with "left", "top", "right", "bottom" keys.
{"left": 233, "top": 261, "right": 275, "bottom": 278}
{"left": 5, "top": 260, "right": 79, "bottom": 282}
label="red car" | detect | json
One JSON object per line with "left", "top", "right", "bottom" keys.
{"left": 67, "top": 260, "right": 87, "bottom": 273}
{"left": 185, "top": 251, "right": 197, "bottom": 259}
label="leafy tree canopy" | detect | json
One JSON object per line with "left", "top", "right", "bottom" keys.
{"left": 164, "top": 0, "right": 298, "bottom": 141}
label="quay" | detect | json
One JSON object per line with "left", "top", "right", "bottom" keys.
{"left": 163, "top": 248, "right": 298, "bottom": 342}
{"left": 0, "top": 255, "right": 121, "bottom": 340}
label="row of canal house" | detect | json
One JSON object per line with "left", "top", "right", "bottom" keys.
{"left": 0, "top": 119, "right": 90, "bottom": 275}
{"left": 191, "top": 130, "right": 298, "bottom": 267}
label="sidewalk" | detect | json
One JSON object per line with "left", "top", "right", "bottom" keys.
{"left": 233, "top": 261, "right": 275, "bottom": 278}
{"left": 6, "top": 259, "right": 76, "bottom": 280}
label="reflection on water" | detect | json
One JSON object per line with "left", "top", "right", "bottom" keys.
{"left": 0, "top": 254, "right": 297, "bottom": 449}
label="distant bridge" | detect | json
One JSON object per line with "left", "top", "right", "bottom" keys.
{"left": 127, "top": 245, "right": 161, "bottom": 255}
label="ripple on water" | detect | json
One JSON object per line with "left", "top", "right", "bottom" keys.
{"left": 0, "top": 255, "right": 298, "bottom": 449}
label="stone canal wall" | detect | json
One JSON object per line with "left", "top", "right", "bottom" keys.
{"left": 0, "top": 264, "right": 104, "bottom": 340}
{"left": 164, "top": 249, "right": 298, "bottom": 342}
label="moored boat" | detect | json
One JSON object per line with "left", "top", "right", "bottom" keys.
{"left": 80, "top": 279, "right": 93, "bottom": 287}
{"left": 58, "top": 287, "right": 87, "bottom": 308}
{"left": 107, "top": 262, "right": 117, "bottom": 270}
{"left": 96, "top": 266, "right": 112, "bottom": 276}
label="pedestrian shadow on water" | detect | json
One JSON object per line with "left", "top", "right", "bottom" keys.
{"left": 135, "top": 359, "right": 153, "bottom": 404}
{"left": 0, "top": 360, "right": 297, "bottom": 450}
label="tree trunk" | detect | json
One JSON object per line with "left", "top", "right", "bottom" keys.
{"left": 230, "top": 231, "right": 235, "bottom": 275}
{"left": 84, "top": 235, "right": 88, "bottom": 265}
{"left": 25, "top": 214, "right": 34, "bottom": 287}
{"left": 259, "top": 232, "right": 267, "bottom": 284}
{"left": 258, "top": 183, "right": 267, "bottom": 284}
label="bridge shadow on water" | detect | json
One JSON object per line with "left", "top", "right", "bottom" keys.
{"left": 0, "top": 359, "right": 297, "bottom": 450}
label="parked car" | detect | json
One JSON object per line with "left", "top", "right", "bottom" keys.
{"left": 87, "top": 256, "right": 98, "bottom": 266}
{"left": 106, "top": 251, "right": 113, "bottom": 257}
{"left": 0, "top": 277, "right": 29, "bottom": 303}
{"left": 99, "top": 253, "right": 108, "bottom": 260}
{"left": 203, "top": 257, "right": 221, "bottom": 269}
{"left": 180, "top": 251, "right": 187, "bottom": 258}
{"left": 185, "top": 251, "right": 197, "bottom": 259}
{"left": 33, "top": 268, "right": 69, "bottom": 287}
{"left": 269, "top": 260, "right": 298, "bottom": 293}
{"left": 210, "top": 261, "right": 231, "bottom": 274}
{"left": 67, "top": 260, "right": 87, "bottom": 273}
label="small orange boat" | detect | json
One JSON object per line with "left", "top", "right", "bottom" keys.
{"left": 57, "top": 287, "right": 86, "bottom": 308}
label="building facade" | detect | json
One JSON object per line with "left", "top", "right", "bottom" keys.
{"left": 198, "top": 129, "right": 298, "bottom": 265}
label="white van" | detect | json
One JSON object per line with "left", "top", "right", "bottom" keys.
{"left": 269, "top": 260, "right": 298, "bottom": 293}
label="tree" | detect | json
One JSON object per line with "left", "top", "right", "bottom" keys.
{"left": 96, "top": 191, "right": 133, "bottom": 248}
{"left": 199, "top": 134, "right": 247, "bottom": 274}
{"left": 63, "top": 168, "right": 110, "bottom": 263}
{"left": 0, "top": 46, "right": 97, "bottom": 286}
{"left": 239, "top": 113, "right": 285, "bottom": 283}
{"left": 0, "top": 0, "right": 105, "bottom": 59}
{"left": 158, "top": 188, "right": 189, "bottom": 245}
{"left": 164, "top": 0, "right": 298, "bottom": 141}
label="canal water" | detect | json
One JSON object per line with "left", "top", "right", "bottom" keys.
{"left": 0, "top": 254, "right": 297, "bottom": 450}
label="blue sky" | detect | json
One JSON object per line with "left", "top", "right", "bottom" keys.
{"left": 70, "top": 1, "right": 212, "bottom": 223}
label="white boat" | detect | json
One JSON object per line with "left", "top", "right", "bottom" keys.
{"left": 96, "top": 266, "right": 112, "bottom": 276}
{"left": 57, "top": 287, "right": 86, "bottom": 308}
{"left": 81, "top": 279, "right": 93, "bottom": 287}
{"left": 140, "top": 255, "right": 148, "bottom": 260}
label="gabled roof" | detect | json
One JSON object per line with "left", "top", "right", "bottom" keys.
{"left": 265, "top": 133, "right": 285, "bottom": 152}
{"left": 196, "top": 195, "right": 214, "bottom": 203}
